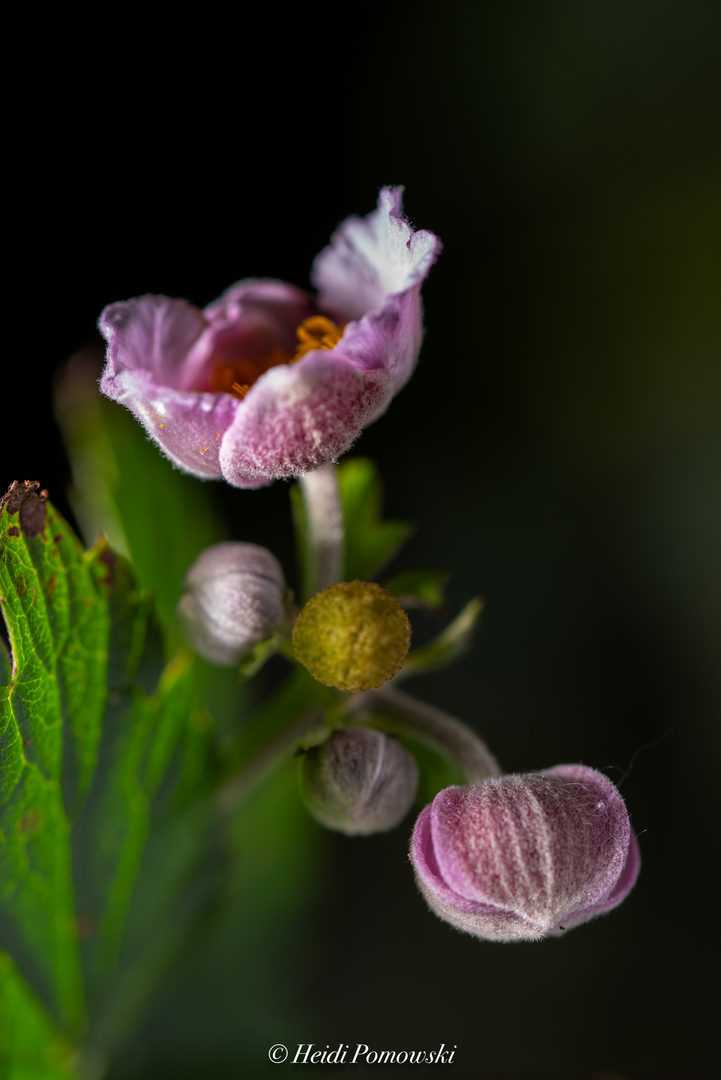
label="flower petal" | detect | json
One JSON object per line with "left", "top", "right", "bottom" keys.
{"left": 411, "top": 765, "right": 637, "bottom": 942}
{"left": 179, "top": 278, "right": 315, "bottom": 391}
{"left": 338, "top": 286, "right": 426, "bottom": 401}
{"left": 218, "top": 351, "right": 392, "bottom": 487}
{"left": 102, "top": 366, "right": 239, "bottom": 479}
{"left": 100, "top": 296, "right": 208, "bottom": 388}
{"left": 204, "top": 278, "right": 312, "bottom": 330}
{"left": 312, "top": 186, "right": 441, "bottom": 323}
{"left": 411, "top": 805, "right": 541, "bottom": 941}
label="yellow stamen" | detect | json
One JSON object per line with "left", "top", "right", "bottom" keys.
{"left": 293, "top": 315, "right": 345, "bottom": 360}
{"left": 209, "top": 316, "right": 344, "bottom": 400}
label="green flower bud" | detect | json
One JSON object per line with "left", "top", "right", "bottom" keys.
{"left": 292, "top": 581, "right": 411, "bottom": 692}
{"left": 300, "top": 727, "right": 419, "bottom": 835}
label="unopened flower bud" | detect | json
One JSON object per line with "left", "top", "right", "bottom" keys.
{"left": 177, "top": 542, "right": 285, "bottom": 665}
{"left": 411, "top": 764, "right": 640, "bottom": 942}
{"left": 292, "top": 581, "right": 411, "bottom": 692}
{"left": 300, "top": 727, "right": 419, "bottom": 836}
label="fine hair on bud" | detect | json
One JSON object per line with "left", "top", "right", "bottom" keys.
{"left": 410, "top": 764, "right": 640, "bottom": 941}
{"left": 300, "top": 726, "right": 419, "bottom": 836}
{"left": 177, "top": 542, "right": 286, "bottom": 665}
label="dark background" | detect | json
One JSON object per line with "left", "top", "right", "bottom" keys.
{"left": 6, "top": 2, "right": 720, "bottom": 1077}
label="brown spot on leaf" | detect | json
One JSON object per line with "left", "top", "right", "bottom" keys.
{"left": 98, "top": 542, "right": 117, "bottom": 587}
{"left": 18, "top": 810, "right": 43, "bottom": 834}
{"left": 76, "top": 914, "right": 97, "bottom": 940}
{"left": 14, "top": 575, "right": 28, "bottom": 598}
{"left": 0, "top": 481, "right": 48, "bottom": 538}
{"left": 53, "top": 534, "right": 62, "bottom": 544}
{"left": 7, "top": 526, "right": 19, "bottom": 537}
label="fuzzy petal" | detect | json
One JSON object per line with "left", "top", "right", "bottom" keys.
{"left": 338, "top": 286, "right": 425, "bottom": 401}
{"left": 204, "top": 278, "right": 312, "bottom": 330}
{"left": 219, "top": 351, "right": 393, "bottom": 487}
{"left": 412, "top": 805, "right": 540, "bottom": 942}
{"left": 180, "top": 279, "right": 315, "bottom": 391}
{"left": 98, "top": 192, "right": 440, "bottom": 486}
{"left": 100, "top": 296, "right": 208, "bottom": 388}
{"left": 411, "top": 765, "right": 638, "bottom": 942}
{"left": 102, "top": 366, "right": 239, "bottom": 478}
{"left": 312, "top": 187, "right": 441, "bottom": 322}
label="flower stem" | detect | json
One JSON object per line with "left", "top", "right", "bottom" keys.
{"left": 299, "top": 463, "right": 344, "bottom": 598}
{"left": 349, "top": 686, "right": 501, "bottom": 783}
{"left": 216, "top": 667, "right": 334, "bottom": 815}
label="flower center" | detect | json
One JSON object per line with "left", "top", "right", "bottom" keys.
{"left": 209, "top": 315, "right": 344, "bottom": 400}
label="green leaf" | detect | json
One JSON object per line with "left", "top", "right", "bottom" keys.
{"left": 0, "top": 484, "right": 96, "bottom": 1036}
{"left": 398, "top": 597, "right": 485, "bottom": 679}
{"left": 382, "top": 568, "right": 448, "bottom": 611}
{"left": 54, "top": 357, "right": 227, "bottom": 651}
{"left": 237, "top": 632, "right": 283, "bottom": 683}
{"left": 0, "top": 952, "right": 77, "bottom": 1079}
{"left": 338, "top": 459, "right": 414, "bottom": 581}
{"left": 1, "top": 484, "right": 216, "bottom": 1069}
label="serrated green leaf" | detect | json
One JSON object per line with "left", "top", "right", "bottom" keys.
{"left": 338, "top": 459, "right": 414, "bottom": 582}
{"left": 0, "top": 638, "right": 11, "bottom": 687}
{"left": 382, "top": 568, "right": 448, "bottom": 611}
{"left": 54, "top": 358, "right": 227, "bottom": 651}
{"left": 1, "top": 487, "right": 218, "bottom": 1070}
{"left": 0, "top": 488, "right": 98, "bottom": 1036}
{"left": 398, "top": 597, "right": 485, "bottom": 679}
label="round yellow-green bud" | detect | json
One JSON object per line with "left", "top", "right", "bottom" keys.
{"left": 292, "top": 581, "right": 411, "bottom": 692}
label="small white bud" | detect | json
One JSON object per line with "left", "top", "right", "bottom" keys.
{"left": 177, "top": 542, "right": 286, "bottom": 665}
{"left": 300, "top": 727, "right": 419, "bottom": 836}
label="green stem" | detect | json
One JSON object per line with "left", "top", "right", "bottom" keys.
{"left": 348, "top": 686, "right": 501, "bottom": 783}
{"left": 218, "top": 672, "right": 501, "bottom": 818}
{"left": 216, "top": 668, "right": 334, "bottom": 814}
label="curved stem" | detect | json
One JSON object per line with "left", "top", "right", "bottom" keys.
{"left": 349, "top": 686, "right": 501, "bottom": 783}
{"left": 216, "top": 709, "right": 327, "bottom": 814}
{"left": 299, "top": 463, "right": 343, "bottom": 597}
{"left": 216, "top": 668, "right": 334, "bottom": 815}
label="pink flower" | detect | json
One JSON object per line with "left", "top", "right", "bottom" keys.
{"left": 98, "top": 189, "right": 440, "bottom": 488}
{"left": 411, "top": 765, "right": 640, "bottom": 942}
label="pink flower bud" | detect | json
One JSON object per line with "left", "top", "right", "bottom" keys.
{"left": 177, "top": 542, "right": 285, "bottom": 665}
{"left": 300, "top": 727, "right": 419, "bottom": 836}
{"left": 411, "top": 765, "right": 640, "bottom": 941}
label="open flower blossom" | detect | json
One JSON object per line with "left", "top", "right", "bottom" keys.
{"left": 98, "top": 189, "right": 440, "bottom": 488}
{"left": 411, "top": 765, "right": 640, "bottom": 942}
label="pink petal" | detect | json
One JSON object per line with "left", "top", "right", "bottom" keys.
{"left": 312, "top": 186, "right": 441, "bottom": 323}
{"left": 411, "top": 765, "right": 638, "bottom": 942}
{"left": 333, "top": 287, "right": 425, "bottom": 400}
{"left": 218, "top": 351, "right": 393, "bottom": 487}
{"left": 102, "top": 367, "right": 239, "bottom": 479}
{"left": 180, "top": 278, "right": 314, "bottom": 392}
{"left": 100, "top": 296, "right": 208, "bottom": 388}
